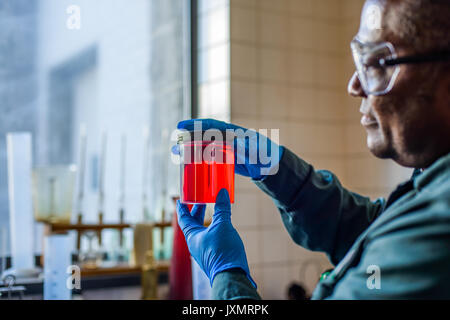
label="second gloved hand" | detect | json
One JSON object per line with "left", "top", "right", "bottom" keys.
{"left": 176, "top": 118, "right": 284, "bottom": 180}
{"left": 176, "top": 189, "right": 256, "bottom": 288}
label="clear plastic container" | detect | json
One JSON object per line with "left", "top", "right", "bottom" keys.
{"left": 178, "top": 131, "right": 235, "bottom": 204}
{"left": 32, "top": 165, "right": 77, "bottom": 224}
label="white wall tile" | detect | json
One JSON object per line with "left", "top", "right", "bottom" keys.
{"left": 289, "top": 86, "right": 315, "bottom": 120}
{"left": 312, "top": 0, "right": 341, "bottom": 20}
{"left": 288, "top": 50, "right": 315, "bottom": 85}
{"left": 258, "top": 0, "right": 289, "bottom": 13}
{"left": 343, "top": 94, "right": 362, "bottom": 121}
{"left": 289, "top": 18, "right": 314, "bottom": 50}
{"left": 259, "top": 47, "right": 289, "bottom": 83}
{"left": 261, "top": 265, "right": 291, "bottom": 299}
{"left": 249, "top": 265, "right": 263, "bottom": 290}
{"left": 343, "top": 54, "right": 358, "bottom": 85}
{"left": 342, "top": 0, "right": 365, "bottom": 20}
{"left": 314, "top": 89, "right": 345, "bottom": 121}
{"left": 258, "top": 119, "right": 291, "bottom": 148}
{"left": 232, "top": 191, "right": 260, "bottom": 228}
{"left": 385, "top": 161, "right": 414, "bottom": 189}
{"left": 235, "top": 173, "right": 260, "bottom": 192}
{"left": 288, "top": 0, "right": 313, "bottom": 17}
{"left": 345, "top": 122, "right": 368, "bottom": 154}
{"left": 231, "top": 6, "right": 257, "bottom": 43}
{"left": 260, "top": 83, "right": 290, "bottom": 119}
{"left": 259, "top": 193, "right": 282, "bottom": 228}
{"left": 261, "top": 229, "right": 290, "bottom": 263}
{"left": 287, "top": 238, "right": 314, "bottom": 262}
{"left": 289, "top": 122, "right": 344, "bottom": 156}
{"left": 312, "top": 20, "right": 342, "bottom": 54}
{"left": 344, "top": 156, "right": 396, "bottom": 189}
{"left": 343, "top": 18, "right": 360, "bottom": 43}
{"left": 314, "top": 54, "right": 342, "bottom": 88}
{"left": 230, "top": 0, "right": 257, "bottom": 9}
{"left": 238, "top": 229, "right": 261, "bottom": 265}
{"left": 231, "top": 43, "right": 257, "bottom": 79}
{"left": 258, "top": 11, "right": 289, "bottom": 47}
{"left": 310, "top": 156, "right": 346, "bottom": 182}
{"left": 231, "top": 80, "right": 258, "bottom": 117}
{"left": 232, "top": 117, "right": 260, "bottom": 131}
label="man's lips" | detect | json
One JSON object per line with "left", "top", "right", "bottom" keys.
{"left": 361, "top": 114, "right": 378, "bottom": 127}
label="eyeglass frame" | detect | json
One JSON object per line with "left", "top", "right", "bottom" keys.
{"left": 350, "top": 37, "right": 450, "bottom": 96}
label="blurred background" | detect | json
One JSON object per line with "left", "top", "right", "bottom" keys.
{"left": 0, "top": 0, "right": 412, "bottom": 300}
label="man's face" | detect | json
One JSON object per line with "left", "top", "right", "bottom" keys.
{"left": 348, "top": 0, "right": 445, "bottom": 167}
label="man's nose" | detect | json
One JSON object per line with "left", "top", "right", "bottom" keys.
{"left": 348, "top": 72, "right": 367, "bottom": 98}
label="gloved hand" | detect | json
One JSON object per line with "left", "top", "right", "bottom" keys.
{"left": 176, "top": 189, "right": 256, "bottom": 288}
{"left": 176, "top": 118, "right": 284, "bottom": 180}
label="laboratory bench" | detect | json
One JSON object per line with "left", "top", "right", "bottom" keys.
{"left": 0, "top": 269, "right": 169, "bottom": 300}
{"left": 0, "top": 255, "right": 169, "bottom": 300}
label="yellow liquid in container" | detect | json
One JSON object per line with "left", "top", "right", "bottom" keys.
{"left": 32, "top": 165, "right": 76, "bottom": 224}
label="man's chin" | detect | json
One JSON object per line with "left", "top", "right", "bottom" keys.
{"left": 367, "top": 133, "right": 392, "bottom": 159}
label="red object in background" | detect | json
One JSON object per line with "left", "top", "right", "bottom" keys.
{"left": 169, "top": 200, "right": 193, "bottom": 300}
{"left": 181, "top": 141, "right": 235, "bottom": 204}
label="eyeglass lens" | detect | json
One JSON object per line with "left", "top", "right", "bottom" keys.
{"left": 351, "top": 40, "right": 400, "bottom": 95}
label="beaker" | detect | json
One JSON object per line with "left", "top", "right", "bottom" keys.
{"left": 32, "top": 165, "right": 76, "bottom": 224}
{"left": 178, "top": 130, "right": 235, "bottom": 204}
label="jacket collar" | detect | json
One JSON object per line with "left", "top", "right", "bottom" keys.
{"left": 413, "top": 152, "right": 450, "bottom": 191}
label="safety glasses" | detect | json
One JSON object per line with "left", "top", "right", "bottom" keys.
{"left": 351, "top": 38, "right": 450, "bottom": 96}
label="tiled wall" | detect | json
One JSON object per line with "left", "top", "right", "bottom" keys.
{"left": 198, "top": 0, "right": 414, "bottom": 299}
{"left": 229, "top": 0, "right": 346, "bottom": 299}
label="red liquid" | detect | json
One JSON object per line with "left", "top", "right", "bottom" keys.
{"left": 181, "top": 142, "right": 235, "bottom": 204}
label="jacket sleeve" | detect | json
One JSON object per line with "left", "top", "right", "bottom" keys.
{"left": 212, "top": 269, "right": 261, "bottom": 300}
{"left": 254, "top": 147, "right": 385, "bottom": 265}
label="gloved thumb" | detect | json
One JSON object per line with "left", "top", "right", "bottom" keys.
{"left": 177, "top": 200, "right": 203, "bottom": 236}
{"left": 212, "top": 189, "right": 231, "bottom": 223}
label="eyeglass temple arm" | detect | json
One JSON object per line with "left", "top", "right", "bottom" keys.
{"left": 381, "top": 51, "right": 450, "bottom": 66}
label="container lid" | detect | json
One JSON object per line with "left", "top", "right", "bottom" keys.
{"left": 177, "top": 130, "right": 235, "bottom": 144}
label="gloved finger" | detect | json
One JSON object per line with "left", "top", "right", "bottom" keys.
{"left": 212, "top": 189, "right": 231, "bottom": 224}
{"left": 177, "top": 118, "right": 243, "bottom": 131}
{"left": 176, "top": 200, "right": 204, "bottom": 236}
{"left": 177, "top": 118, "right": 226, "bottom": 131}
{"left": 191, "top": 204, "right": 206, "bottom": 224}
{"left": 171, "top": 144, "right": 180, "bottom": 155}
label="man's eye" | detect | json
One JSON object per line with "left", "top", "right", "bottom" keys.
{"left": 362, "top": 56, "right": 382, "bottom": 68}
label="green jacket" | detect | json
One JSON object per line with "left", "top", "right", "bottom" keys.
{"left": 212, "top": 148, "right": 450, "bottom": 299}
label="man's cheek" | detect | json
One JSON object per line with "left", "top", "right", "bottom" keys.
{"left": 372, "top": 99, "right": 396, "bottom": 124}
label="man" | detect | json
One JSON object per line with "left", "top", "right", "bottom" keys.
{"left": 175, "top": 0, "right": 450, "bottom": 299}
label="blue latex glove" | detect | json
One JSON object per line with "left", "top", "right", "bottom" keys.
{"left": 176, "top": 118, "right": 284, "bottom": 180}
{"left": 176, "top": 189, "right": 256, "bottom": 288}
